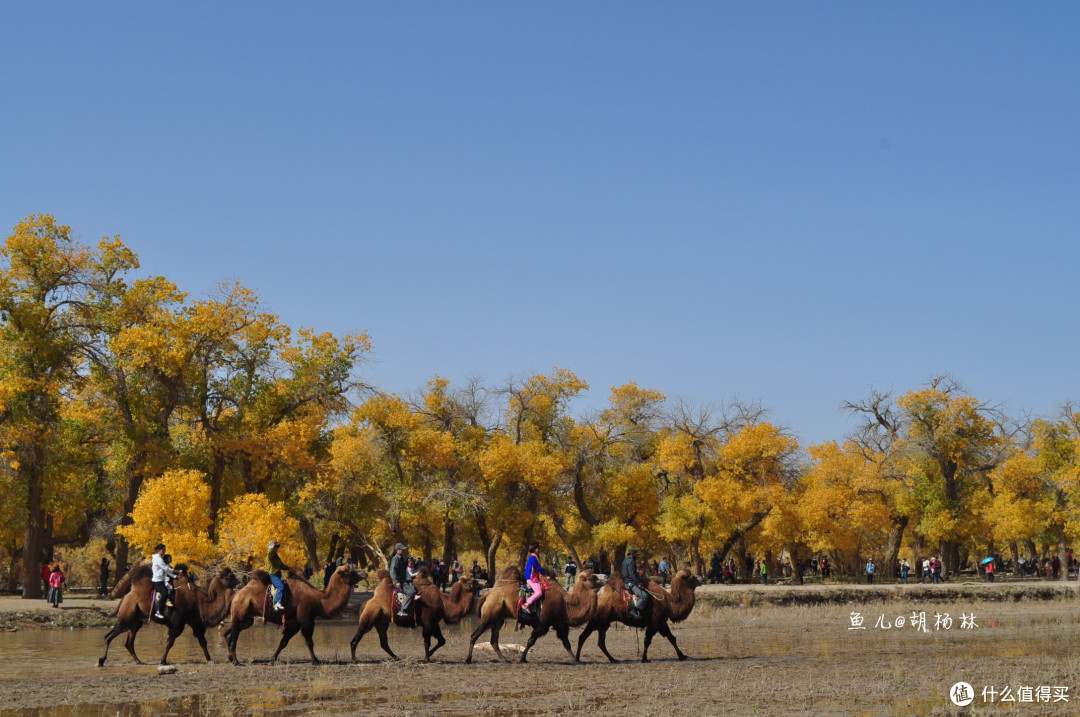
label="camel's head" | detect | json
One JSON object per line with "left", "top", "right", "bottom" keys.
{"left": 675, "top": 568, "right": 701, "bottom": 589}
{"left": 576, "top": 570, "right": 604, "bottom": 592}
{"left": 335, "top": 564, "right": 366, "bottom": 587}
{"left": 218, "top": 567, "right": 241, "bottom": 590}
{"left": 458, "top": 574, "right": 478, "bottom": 593}
{"left": 499, "top": 565, "right": 522, "bottom": 581}
{"left": 376, "top": 568, "right": 391, "bottom": 583}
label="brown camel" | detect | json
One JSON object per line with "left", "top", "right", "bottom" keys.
{"left": 98, "top": 565, "right": 239, "bottom": 666}
{"left": 467, "top": 565, "right": 565, "bottom": 664}
{"left": 517, "top": 570, "right": 604, "bottom": 663}
{"left": 224, "top": 564, "right": 365, "bottom": 664}
{"left": 350, "top": 567, "right": 478, "bottom": 662}
{"left": 575, "top": 568, "right": 701, "bottom": 663}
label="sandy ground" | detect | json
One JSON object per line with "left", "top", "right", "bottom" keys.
{"left": 0, "top": 584, "right": 1078, "bottom": 716}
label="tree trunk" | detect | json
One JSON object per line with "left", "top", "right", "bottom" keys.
{"left": 1009, "top": 542, "right": 1020, "bottom": 577}
{"left": 689, "top": 515, "right": 705, "bottom": 577}
{"left": 1058, "top": 531, "right": 1069, "bottom": 582}
{"left": 912, "top": 534, "right": 924, "bottom": 582}
{"left": 299, "top": 516, "right": 320, "bottom": 570}
{"left": 207, "top": 452, "right": 227, "bottom": 542}
{"left": 21, "top": 463, "right": 45, "bottom": 599}
{"left": 883, "top": 515, "right": 909, "bottom": 583}
{"left": 442, "top": 511, "right": 457, "bottom": 564}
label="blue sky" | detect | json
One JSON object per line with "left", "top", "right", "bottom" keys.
{"left": 3, "top": 3, "right": 1078, "bottom": 444}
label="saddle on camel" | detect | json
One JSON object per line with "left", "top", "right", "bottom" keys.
{"left": 225, "top": 564, "right": 365, "bottom": 665}
{"left": 98, "top": 564, "right": 240, "bottom": 666}
{"left": 350, "top": 566, "right": 478, "bottom": 662}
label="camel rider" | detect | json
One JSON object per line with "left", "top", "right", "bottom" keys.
{"left": 522, "top": 542, "right": 548, "bottom": 615}
{"left": 266, "top": 540, "right": 289, "bottom": 612}
{"left": 622, "top": 547, "right": 650, "bottom": 619}
{"left": 151, "top": 543, "right": 177, "bottom": 620}
{"left": 390, "top": 543, "right": 416, "bottom": 617}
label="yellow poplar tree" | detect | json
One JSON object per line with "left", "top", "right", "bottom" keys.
{"left": 116, "top": 469, "right": 214, "bottom": 564}
{"left": 217, "top": 493, "right": 303, "bottom": 566}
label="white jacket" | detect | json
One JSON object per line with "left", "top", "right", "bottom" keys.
{"left": 151, "top": 553, "right": 177, "bottom": 583}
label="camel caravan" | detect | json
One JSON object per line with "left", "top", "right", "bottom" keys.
{"left": 99, "top": 540, "right": 702, "bottom": 667}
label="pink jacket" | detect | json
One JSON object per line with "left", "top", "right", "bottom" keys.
{"left": 48, "top": 571, "right": 64, "bottom": 588}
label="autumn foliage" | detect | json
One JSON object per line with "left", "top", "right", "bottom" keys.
{"left": 3, "top": 215, "right": 1080, "bottom": 594}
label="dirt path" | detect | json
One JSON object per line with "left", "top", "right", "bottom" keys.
{"left": 0, "top": 595, "right": 1077, "bottom": 716}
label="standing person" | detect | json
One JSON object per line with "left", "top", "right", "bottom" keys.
{"left": 921, "top": 557, "right": 931, "bottom": 584}
{"left": 866, "top": 558, "right": 876, "bottom": 585}
{"left": 390, "top": 543, "right": 415, "bottom": 617}
{"left": 522, "top": 543, "right": 549, "bottom": 615}
{"left": 151, "top": 544, "right": 176, "bottom": 619}
{"left": 901, "top": 558, "right": 910, "bottom": 584}
{"left": 621, "top": 547, "right": 651, "bottom": 619}
{"left": 985, "top": 559, "right": 995, "bottom": 583}
{"left": 470, "top": 559, "right": 483, "bottom": 582}
{"left": 303, "top": 563, "right": 314, "bottom": 580}
{"left": 48, "top": 564, "right": 65, "bottom": 607}
{"left": 266, "top": 540, "right": 290, "bottom": 612}
{"left": 658, "top": 556, "right": 670, "bottom": 587}
{"left": 564, "top": 556, "right": 577, "bottom": 590}
{"left": 40, "top": 563, "right": 51, "bottom": 599}
{"left": 759, "top": 559, "right": 768, "bottom": 585}
{"left": 451, "top": 560, "right": 462, "bottom": 586}
{"left": 323, "top": 560, "right": 337, "bottom": 588}
{"left": 710, "top": 553, "right": 722, "bottom": 584}
{"left": 98, "top": 558, "right": 110, "bottom": 598}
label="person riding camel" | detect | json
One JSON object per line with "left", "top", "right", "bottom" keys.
{"left": 151, "top": 543, "right": 177, "bottom": 620}
{"left": 622, "top": 547, "right": 650, "bottom": 619}
{"left": 521, "top": 542, "right": 549, "bottom": 616}
{"left": 390, "top": 543, "right": 416, "bottom": 617}
{"left": 266, "top": 540, "right": 290, "bottom": 612}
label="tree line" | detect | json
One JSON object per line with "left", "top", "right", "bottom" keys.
{"left": 3, "top": 215, "right": 1078, "bottom": 597}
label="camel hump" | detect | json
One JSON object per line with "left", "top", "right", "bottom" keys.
{"left": 376, "top": 568, "right": 390, "bottom": 581}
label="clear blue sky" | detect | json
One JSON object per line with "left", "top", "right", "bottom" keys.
{"left": 3, "top": 3, "right": 1078, "bottom": 445}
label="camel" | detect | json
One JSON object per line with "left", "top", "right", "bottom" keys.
{"left": 464, "top": 565, "right": 523, "bottom": 664}
{"left": 517, "top": 570, "right": 604, "bottom": 663}
{"left": 224, "top": 564, "right": 365, "bottom": 665}
{"left": 98, "top": 565, "right": 239, "bottom": 666}
{"left": 465, "top": 565, "right": 601, "bottom": 664}
{"left": 575, "top": 568, "right": 701, "bottom": 663}
{"left": 350, "top": 567, "right": 478, "bottom": 662}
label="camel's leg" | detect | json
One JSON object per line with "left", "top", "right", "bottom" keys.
{"left": 596, "top": 625, "right": 619, "bottom": 663}
{"left": 375, "top": 623, "right": 398, "bottom": 661}
{"left": 349, "top": 621, "right": 372, "bottom": 662}
{"left": 416, "top": 621, "right": 442, "bottom": 660}
{"left": 490, "top": 623, "right": 511, "bottom": 663}
{"left": 657, "top": 621, "right": 687, "bottom": 660}
{"left": 574, "top": 621, "right": 596, "bottom": 662}
{"left": 299, "top": 620, "right": 319, "bottom": 665}
{"left": 160, "top": 624, "right": 183, "bottom": 665}
{"left": 270, "top": 623, "right": 300, "bottom": 664}
{"left": 225, "top": 618, "right": 253, "bottom": 665}
{"left": 642, "top": 624, "right": 658, "bottom": 663}
{"left": 465, "top": 620, "right": 490, "bottom": 664}
{"left": 98, "top": 623, "right": 125, "bottom": 666}
{"left": 192, "top": 623, "right": 212, "bottom": 663}
{"left": 124, "top": 623, "right": 144, "bottom": 665}
{"left": 520, "top": 624, "right": 549, "bottom": 663}
{"left": 555, "top": 624, "right": 577, "bottom": 663}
